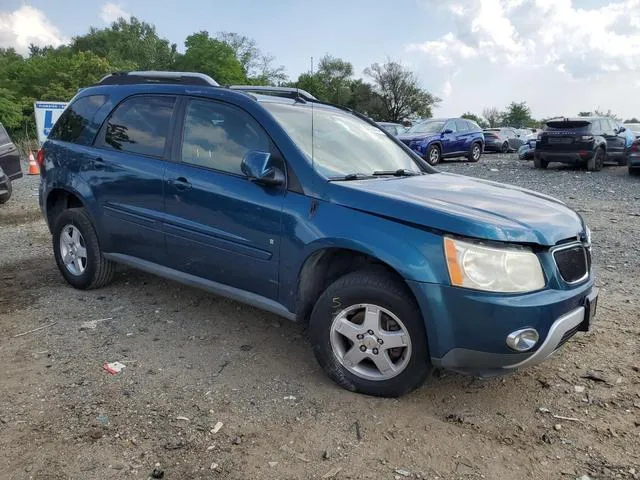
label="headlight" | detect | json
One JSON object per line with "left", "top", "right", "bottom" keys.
{"left": 444, "top": 237, "right": 545, "bottom": 293}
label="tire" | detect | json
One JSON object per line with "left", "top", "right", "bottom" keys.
{"left": 308, "top": 269, "right": 432, "bottom": 397}
{"left": 587, "top": 148, "right": 605, "bottom": 172}
{"left": 425, "top": 144, "right": 441, "bottom": 166}
{"left": 533, "top": 156, "right": 548, "bottom": 169}
{"left": 0, "top": 177, "right": 12, "bottom": 204}
{"left": 52, "top": 207, "right": 115, "bottom": 290}
{"left": 501, "top": 142, "right": 509, "bottom": 153}
{"left": 618, "top": 152, "right": 628, "bottom": 166}
{"left": 630, "top": 165, "right": 640, "bottom": 176}
{"left": 467, "top": 142, "right": 482, "bottom": 162}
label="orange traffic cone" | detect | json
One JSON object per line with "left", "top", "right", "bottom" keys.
{"left": 27, "top": 151, "right": 40, "bottom": 175}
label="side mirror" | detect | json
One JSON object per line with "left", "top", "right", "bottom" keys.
{"left": 241, "top": 151, "right": 285, "bottom": 187}
{"left": 618, "top": 126, "right": 626, "bottom": 133}
{"left": 442, "top": 129, "right": 454, "bottom": 135}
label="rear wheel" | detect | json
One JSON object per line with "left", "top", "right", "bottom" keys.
{"left": 630, "top": 165, "right": 640, "bottom": 176}
{"left": 309, "top": 270, "right": 432, "bottom": 397}
{"left": 533, "top": 156, "right": 548, "bottom": 169}
{"left": 468, "top": 142, "right": 482, "bottom": 162}
{"left": 501, "top": 142, "right": 509, "bottom": 153}
{"left": 0, "top": 177, "right": 12, "bottom": 204}
{"left": 52, "top": 208, "right": 115, "bottom": 290}
{"left": 587, "top": 148, "right": 605, "bottom": 171}
{"left": 426, "top": 144, "right": 441, "bottom": 166}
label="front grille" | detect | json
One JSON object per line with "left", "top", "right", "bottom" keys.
{"left": 553, "top": 244, "right": 589, "bottom": 284}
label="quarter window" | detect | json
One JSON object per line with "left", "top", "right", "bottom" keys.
{"left": 455, "top": 120, "right": 469, "bottom": 132}
{"left": 102, "top": 96, "right": 176, "bottom": 157}
{"left": 181, "top": 99, "right": 271, "bottom": 175}
{"left": 49, "top": 95, "right": 108, "bottom": 145}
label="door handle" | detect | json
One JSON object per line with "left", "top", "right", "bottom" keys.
{"left": 168, "top": 177, "right": 192, "bottom": 191}
{"left": 93, "top": 157, "right": 105, "bottom": 170}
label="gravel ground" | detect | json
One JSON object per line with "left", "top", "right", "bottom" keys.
{"left": 1, "top": 154, "right": 639, "bottom": 480}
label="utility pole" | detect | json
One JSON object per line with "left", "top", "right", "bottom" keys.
{"left": 310, "top": 56, "right": 314, "bottom": 75}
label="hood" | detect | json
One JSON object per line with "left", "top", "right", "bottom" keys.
{"left": 397, "top": 132, "right": 439, "bottom": 143}
{"left": 328, "top": 173, "right": 584, "bottom": 246}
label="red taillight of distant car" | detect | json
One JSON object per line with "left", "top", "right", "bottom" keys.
{"left": 36, "top": 148, "right": 45, "bottom": 167}
{"left": 631, "top": 141, "right": 639, "bottom": 153}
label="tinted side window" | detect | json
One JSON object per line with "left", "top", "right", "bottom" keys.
{"left": 101, "top": 96, "right": 175, "bottom": 157}
{"left": 181, "top": 99, "right": 271, "bottom": 176}
{"left": 589, "top": 120, "right": 600, "bottom": 134}
{"left": 444, "top": 120, "right": 457, "bottom": 133}
{"left": 49, "top": 95, "right": 108, "bottom": 145}
{"left": 504, "top": 129, "right": 516, "bottom": 138}
{"left": 455, "top": 120, "right": 468, "bottom": 132}
{"left": 606, "top": 119, "right": 616, "bottom": 132}
{"left": 0, "top": 124, "right": 10, "bottom": 145}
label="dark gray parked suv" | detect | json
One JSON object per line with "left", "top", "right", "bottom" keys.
{"left": 0, "top": 123, "right": 22, "bottom": 203}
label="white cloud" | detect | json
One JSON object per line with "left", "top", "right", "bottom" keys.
{"left": 100, "top": 2, "right": 130, "bottom": 24}
{"left": 0, "top": 5, "right": 67, "bottom": 55}
{"left": 408, "top": 0, "right": 640, "bottom": 78}
{"left": 441, "top": 80, "right": 453, "bottom": 98}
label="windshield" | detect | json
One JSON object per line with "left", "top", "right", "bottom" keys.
{"left": 626, "top": 123, "right": 640, "bottom": 133}
{"left": 407, "top": 121, "right": 444, "bottom": 134}
{"left": 545, "top": 120, "right": 591, "bottom": 131}
{"left": 262, "top": 102, "right": 421, "bottom": 178}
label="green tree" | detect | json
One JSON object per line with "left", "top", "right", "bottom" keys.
{"left": 346, "top": 79, "right": 385, "bottom": 118}
{"left": 502, "top": 101, "right": 534, "bottom": 128}
{"left": 316, "top": 55, "right": 354, "bottom": 105}
{"left": 365, "top": 59, "right": 439, "bottom": 122}
{"left": 578, "top": 111, "right": 592, "bottom": 117}
{"left": 71, "top": 17, "right": 177, "bottom": 70}
{"left": 461, "top": 112, "right": 488, "bottom": 128}
{"left": 175, "top": 32, "right": 246, "bottom": 84}
{"left": 217, "top": 32, "right": 286, "bottom": 85}
{"left": 594, "top": 108, "right": 621, "bottom": 121}
{"left": 284, "top": 73, "right": 327, "bottom": 99}
{"left": 624, "top": 118, "right": 640, "bottom": 123}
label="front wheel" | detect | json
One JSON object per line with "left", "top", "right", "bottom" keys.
{"left": 425, "top": 144, "right": 441, "bottom": 166}
{"left": 501, "top": 142, "right": 509, "bottom": 153}
{"left": 468, "top": 142, "right": 482, "bottom": 162}
{"left": 309, "top": 270, "right": 432, "bottom": 397}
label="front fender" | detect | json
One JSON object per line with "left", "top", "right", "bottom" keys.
{"left": 278, "top": 194, "right": 450, "bottom": 311}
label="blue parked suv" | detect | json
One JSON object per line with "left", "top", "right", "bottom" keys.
{"left": 38, "top": 71, "right": 597, "bottom": 397}
{"left": 398, "top": 118, "right": 484, "bottom": 165}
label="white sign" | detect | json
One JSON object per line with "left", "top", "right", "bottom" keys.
{"left": 34, "top": 101, "right": 68, "bottom": 144}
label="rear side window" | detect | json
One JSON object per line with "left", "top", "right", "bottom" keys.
{"left": 0, "top": 124, "right": 10, "bottom": 145}
{"left": 101, "top": 96, "right": 176, "bottom": 157}
{"left": 455, "top": 120, "right": 468, "bottom": 132}
{"left": 467, "top": 121, "right": 481, "bottom": 131}
{"left": 49, "top": 95, "right": 108, "bottom": 145}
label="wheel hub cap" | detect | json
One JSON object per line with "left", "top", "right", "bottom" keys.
{"left": 59, "top": 224, "right": 87, "bottom": 276}
{"left": 329, "top": 303, "right": 412, "bottom": 381}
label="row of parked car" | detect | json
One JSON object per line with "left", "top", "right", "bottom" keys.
{"left": 377, "top": 117, "right": 640, "bottom": 174}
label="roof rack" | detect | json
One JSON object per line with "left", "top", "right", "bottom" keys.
{"left": 227, "top": 85, "right": 317, "bottom": 102}
{"left": 96, "top": 71, "right": 219, "bottom": 87}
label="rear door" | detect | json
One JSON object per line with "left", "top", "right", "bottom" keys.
{"left": 0, "top": 124, "right": 21, "bottom": 180}
{"left": 455, "top": 120, "right": 471, "bottom": 152}
{"left": 163, "top": 97, "right": 285, "bottom": 300}
{"left": 89, "top": 94, "right": 176, "bottom": 263}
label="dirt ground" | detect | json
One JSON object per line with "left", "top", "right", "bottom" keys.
{"left": 1, "top": 156, "right": 639, "bottom": 480}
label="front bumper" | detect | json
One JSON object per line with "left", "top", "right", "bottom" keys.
{"left": 407, "top": 279, "right": 596, "bottom": 375}
{"left": 536, "top": 151, "right": 594, "bottom": 163}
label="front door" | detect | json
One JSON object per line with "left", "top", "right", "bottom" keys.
{"left": 441, "top": 120, "right": 458, "bottom": 155}
{"left": 163, "top": 97, "right": 284, "bottom": 300}
{"left": 89, "top": 94, "right": 176, "bottom": 264}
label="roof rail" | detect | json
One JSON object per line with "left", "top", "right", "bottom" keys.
{"left": 96, "top": 71, "right": 219, "bottom": 87}
{"left": 227, "top": 85, "right": 317, "bottom": 102}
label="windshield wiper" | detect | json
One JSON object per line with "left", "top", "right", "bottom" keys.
{"left": 328, "top": 173, "right": 374, "bottom": 181}
{"left": 372, "top": 169, "right": 422, "bottom": 177}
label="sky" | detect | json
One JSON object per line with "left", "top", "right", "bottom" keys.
{"left": 1, "top": 0, "right": 640, "bottom": 120}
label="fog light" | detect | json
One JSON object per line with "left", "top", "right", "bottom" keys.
{"left": 506, "top": 328, "right": 539, "bottom": 352}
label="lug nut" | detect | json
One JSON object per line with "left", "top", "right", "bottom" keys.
{"left": 367, "top": 330, "right": 374, "bottom": 335}
{"left": 377, "top": 338, "right": 383, "bottom": 345}
{"left": 356, "top": 334, "right": 364, "bottom": 340}
{"left": 372, "top": 348, "right": 379, "bottom": 355}
{"left": 359, "top": 345, "right": 367, "bottom": 352}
